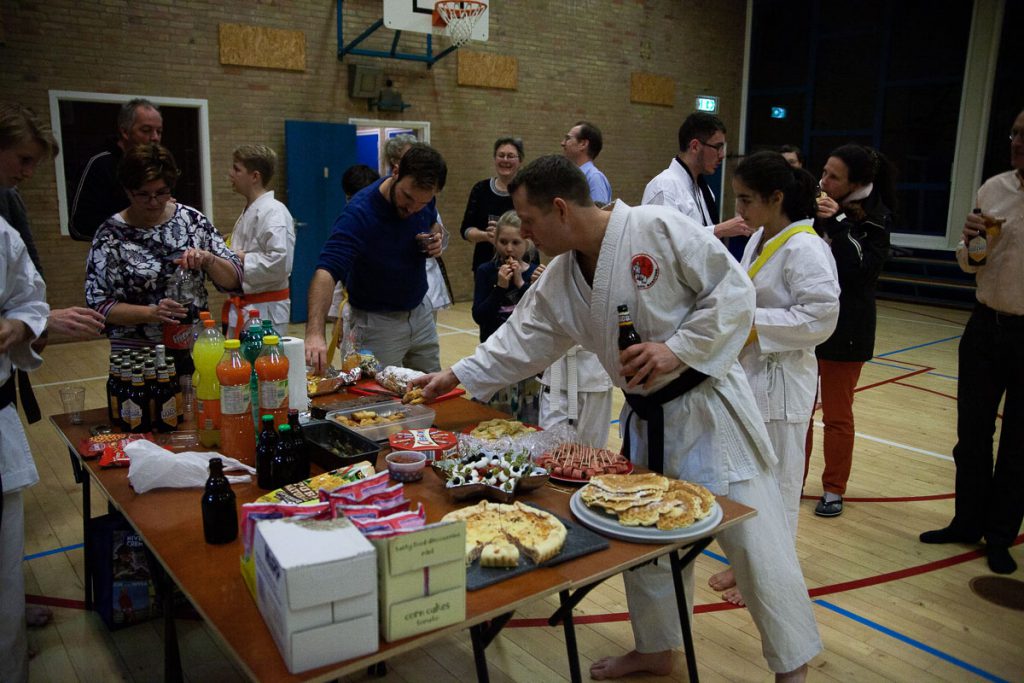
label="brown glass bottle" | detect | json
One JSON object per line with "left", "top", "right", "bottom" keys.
{"left": 617, "top": 304, "right": 642, "bottom": 382}
{"left": 105, "top": 353, "right": 121, "bottom": 427}
{"left": 286, "top": 409, "right": 309, "bottom": 482}
{"left": 968, "top": 208, "right": 988, "bottom": 266}
{"left": 201, "top": 457, "right": 238, "bottom": 544}
{"left": 256, "top": 414, "right": 279, "bottom": 490}
{"left": 120, "top": 366, "right": 151, "bottom": 433}
{"left": 153, "top": 365, "right": 179, "bottom": 432}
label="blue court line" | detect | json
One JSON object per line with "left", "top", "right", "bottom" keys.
{"left": 814, "top": 599, "right": 1008, "bottom": 683}
{"left": 702, "top": 549, "right": 729, "bottom": 564}
{"left": 876, "top": 335, "right": 961, "bottom": 358}
{"left": 24, "top": 543, "right": 83, "bottom": 562}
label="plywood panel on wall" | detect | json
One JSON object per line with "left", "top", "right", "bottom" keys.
{"left": 457, "top": 51, "right": 518, "bottom": 90}
{"left": 218, "top": 23, "right": 305, "bottom": 72}
{"left": 630, "top": 72, "right": 674, "bottom": 107}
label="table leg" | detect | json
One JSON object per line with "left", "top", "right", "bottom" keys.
{"left": 156, "top": 563, "right": 183, "bottom": 682}
{"left": 469, "top": 611, "right": 514, "bottom": 683}
{"left": 78, "top": 452, "right": 93, "bottom": 611}
{"left": 558, "top": 590, "right": 583, "bottom": 683}
{"left": 669, "top": 538, "right": 713, "bottom": 683}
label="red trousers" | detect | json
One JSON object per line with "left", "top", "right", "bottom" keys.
{"left": 804, "top": 359, "right": 864, "bottom": 495}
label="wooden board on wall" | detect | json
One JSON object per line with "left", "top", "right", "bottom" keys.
{"left": 218, "top": 23, "right": 305, "bottom": 72}
{"left": 457, "top": 51, "right": 518, "bottom": 90}
{"left": 630, "top": 72, "right": 674, "bottom": 107}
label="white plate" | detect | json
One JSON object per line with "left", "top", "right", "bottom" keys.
{"left": 569, "top": 490, "right": 723, "bottom": 544}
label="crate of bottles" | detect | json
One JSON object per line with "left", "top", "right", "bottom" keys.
{"left": 301, "top": 420, "right": 380, "bottom": 472}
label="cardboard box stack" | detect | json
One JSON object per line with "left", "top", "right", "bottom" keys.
{"left": 254, "top": 517, "right": 378, "bottom": 674}
{"left": 372, "top": 521, "right": 466, "bottom": 642}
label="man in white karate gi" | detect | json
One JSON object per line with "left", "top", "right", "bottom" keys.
{"left": 413, "top": 155, "right": 821, "bottom": 681}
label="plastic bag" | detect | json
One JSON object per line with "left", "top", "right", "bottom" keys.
{"left": 125, "top": 440, "right": 256, "bottom": 494}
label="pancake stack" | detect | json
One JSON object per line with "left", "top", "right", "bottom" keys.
{"left": 579, "top": 473, "right": 715, "bottom": 530}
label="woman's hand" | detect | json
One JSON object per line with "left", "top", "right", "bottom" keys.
{"left": 509, "top": 260, "right": 524, "bottom": 288}
{"left": 530, "top": 263, "right": 546, "bottom": 284}
{"left": 151, "top": 298, "right": 188, "bottom": 324}
{"left": 816, "top": 195, "right": 839, "bottom": 220}
{"left": 178, "top": 248, "right": 214, "bottom": 271}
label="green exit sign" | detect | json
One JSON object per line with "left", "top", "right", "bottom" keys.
{"left": 696, "top": 96, "right": 718, "bottom": 113}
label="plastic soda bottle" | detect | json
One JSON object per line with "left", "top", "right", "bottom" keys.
{"left": 239, "top": 309, "right": 264, "bottom": 424}
{"left": 255, "top": 335, "right": 289, "bottom": 428}
{"left": 193, "top": 319, "right": 225, "bottom": 446}
{"left": 261, "top": 319, "right": 279, "bottom": 339}
{"left": 217, "top": 339, "right": 256, "bottom": 465}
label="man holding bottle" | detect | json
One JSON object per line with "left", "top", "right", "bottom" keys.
{"left": 920, "top": 109, "right": 1024, "bottom": 575}
{"left": 412, "top": 155, "right": 820, "bottom": 683}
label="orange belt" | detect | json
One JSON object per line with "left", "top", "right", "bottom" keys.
{"left": 221, "top": 287, "right": 290, "bottom": 338}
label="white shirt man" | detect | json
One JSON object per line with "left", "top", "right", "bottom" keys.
{"left": 642, "top": 112, "right": 752, "bottom": 239}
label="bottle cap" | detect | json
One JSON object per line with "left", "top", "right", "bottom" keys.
{"left": 200, "top": 311, "right": 213, "bottom": 321}
{"left": 278, "top": 424, "right": 292, "bottom": 433}
{"left": 262, "top": 414, "right": 274, "bottom": 423}
{"left": 224, "top": 339, "right": 241, "bottom": 349}
{"left": 248, "top": 309, "right": 260, "bottom": 318}
{"left": 203, "top": 319, "right": 216, "bottom": 328}
{"left": 262, "top": 335, "right": 280, "bottom": 344}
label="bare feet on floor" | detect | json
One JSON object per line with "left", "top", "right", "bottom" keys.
{"left": 775, "top": 663, "right": 808, "bottom": 682}
{"left": 720, "top": 586, "right": 746, "bottom": 606}
{"left": 26, "top": 604, "right": 52, "bottom": 628}
{"left": 708, "top": 567, "right": 736, "bottom": 591}
{"left": 590, "top": 650, "right": 673, "bottom": 680}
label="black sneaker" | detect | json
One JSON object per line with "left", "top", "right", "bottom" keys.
{"left": 814, "top": 496, "right": 843, "bottom": 517}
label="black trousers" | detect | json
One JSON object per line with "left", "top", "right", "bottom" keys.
{"left": 951, "top": 303, "right": 1024, "bottom": 547}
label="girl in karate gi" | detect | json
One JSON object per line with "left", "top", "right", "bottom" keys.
{"left": 708, "top": 151, "right": 840, "bottom": 604}
{"left": 471, "top": 211, "right": 540, "bottom": 421}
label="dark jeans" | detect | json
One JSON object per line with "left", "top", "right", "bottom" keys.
{"left": 951, "top": 303, "right": 1024, "bottom": 547}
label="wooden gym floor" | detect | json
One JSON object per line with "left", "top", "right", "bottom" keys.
{"left": 19, "top": 300, "right": 1023, "bottom": 682}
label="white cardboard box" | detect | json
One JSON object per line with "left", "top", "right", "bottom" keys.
{"left": 254, "top": 517, "right": 379, "bottom": 673}
{"left": 254, "top": 516, "right": 377, "bottom": 610}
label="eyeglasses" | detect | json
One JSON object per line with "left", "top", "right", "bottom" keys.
{"left": 1011, "top": 128, "right": 1024, "bottom": 142}
{"left": 698, "top": 139, "right": 727, "bottom": 153}
{"left": 130, "top": 188, "right": 172, "bottom": 202}
{"left": 495, "top": 153, "right": 520, "bottom": 160}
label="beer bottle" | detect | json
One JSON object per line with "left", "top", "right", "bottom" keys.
{"left": 154, "top": 365, "right": 179, "bottom": 432}
{"left": 617, "top": 304, "right": 642, "bottom": 383}
{"left": 166, "top": 358, "right": 183, "bottom": 422}
{"left": 121, "top": 366, "right": 151, "bottom": 433}
{"left": 115, "top": 360, "right": 133, "bottom": 431}
{"left": 286, "top": 409, "right": 309, "bottom": 481}
{"left": 106, "top": 353, "right": 121, "bottom": 426}
{"left": 270, "top": 424, "right": 299, "bottom": 489}
{"left": 143, "top": 361, "right": 158, "bottom": 425}
{"left": 201, "top": 457, "right": 238, "bottom": 544}
{"left": 968, "top": 208, "right": 987, "bottom": 266}
{"left": 256, "top": 414, "right": 279, "bottom": 490}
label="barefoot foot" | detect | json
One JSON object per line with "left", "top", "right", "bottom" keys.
{"left": 708, "top": 567, "right": 736, "bottom": 591}
{"left": 721, "top": 586, "right": 746, "bottom": 607}
{"left": 590, "top": 650, "right": 673, "bottom": 680}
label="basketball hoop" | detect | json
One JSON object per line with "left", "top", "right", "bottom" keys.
{"left": 433, "top": 1, "right": 487, "bottom": 47}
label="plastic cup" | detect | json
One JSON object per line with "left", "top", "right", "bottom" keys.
{"left": 180, "top": 375, "right": 195, "bottom": 422}
{"left": 59, "top": 384, "right": 86, "bottom": 424}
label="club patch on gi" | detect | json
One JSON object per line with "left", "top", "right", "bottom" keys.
{"left": 630, "top": 253, "right": 659, "bottom": 289}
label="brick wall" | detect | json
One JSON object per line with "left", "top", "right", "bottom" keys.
{"left": 0, "top": 0, "right": 746, "bottom": 330}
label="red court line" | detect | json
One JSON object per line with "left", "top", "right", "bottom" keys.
{"left": 26, "top": 595, "right": 85, "bottom": 610}
{"left": 892, "top": 381, "right": 958, "bottom": 402}
{"left": 799, "top": 493, "right": 955, "bottom": 502}
{"left": 506, "top": 533, "right": 1024, "bottom": 626}
{"left": 854, "top": 366, "right": 931, "bottom": 393}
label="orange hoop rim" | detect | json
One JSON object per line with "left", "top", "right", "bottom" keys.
{"left": 433, "top": 0, "right": 487, "bottom": 27}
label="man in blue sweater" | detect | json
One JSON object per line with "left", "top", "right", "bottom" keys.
{"left": 305, "top": 143, "right": 447, "bottom": 375}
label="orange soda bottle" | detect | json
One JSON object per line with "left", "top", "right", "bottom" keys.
{"left": 217, "top": 339, "right": 256, "bottom": 465}
{"left": 255, "top": 335, "right": 289, "bottom": 428}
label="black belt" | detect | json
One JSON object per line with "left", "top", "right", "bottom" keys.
{"left": 0, "top": 370, "right": 40, "bottom": 423}
{"left": 621, "top": 368, "right": 710, "bottom": 474}
{"left": 977, "top": 302, "right": 1024, "bottom": 329}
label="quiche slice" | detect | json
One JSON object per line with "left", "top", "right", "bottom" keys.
{"left": 441, "top": 500, "right": 567, "bottom": 566}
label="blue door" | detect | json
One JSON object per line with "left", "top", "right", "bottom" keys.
{"left": 285, "top": 121, "right": 357, "bottom": 322}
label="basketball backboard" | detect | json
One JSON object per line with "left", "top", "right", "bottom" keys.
{"left": 383, "top": 0, "right": 489, "bottom": 42}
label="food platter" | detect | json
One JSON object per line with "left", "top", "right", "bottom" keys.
{"left": 460, "top": 420, "right": 541, "bottom": 439}
{"left": 549, "top": 461, "right": 634, "bottom": 485}
{"left": 569, "top": 490, "right": 722, "bottom": 544}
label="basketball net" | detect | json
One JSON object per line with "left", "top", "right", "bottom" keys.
{"left": 434, "top": 1, "right": 487, "bottom": 47}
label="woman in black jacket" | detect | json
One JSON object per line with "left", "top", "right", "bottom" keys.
{"left": 804, "top": 144, "right": 894, "bottom": 517}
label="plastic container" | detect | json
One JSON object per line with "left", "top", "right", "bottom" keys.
{"left": 255, "top": 335, "right": 289, "bottom": 428}
{"left": 193, "top": 319, "right": 224, "bottom": 447}
{"left": 325, "top": 401, "right": 435, "bottom": 442}
{"left": 217, "top": 339, "right": 256, "bottom": 466}
{"left": 300, "top": 420, "right": 380, "bottom": 471}
{"left": 385, "top": 451, "right": 426, "bottom": 482}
